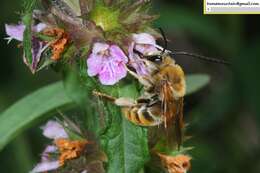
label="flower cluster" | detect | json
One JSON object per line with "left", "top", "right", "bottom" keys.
{"left": 5, "top": 0, "right": 160, "bottom": 85}
{"left": 31, "top": 120, "right": 88, "bottom": 173}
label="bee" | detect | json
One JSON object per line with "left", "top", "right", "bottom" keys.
{"left": 93, "top": 51, "right": 186, "bottom": 147}
{"left": 93, "top": 29, "right": 230, "bottom": 147}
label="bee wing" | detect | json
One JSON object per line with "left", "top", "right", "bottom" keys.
{"left": 160, "top": 82, "right": 176, "bottom": 147}
{"left": 174, "top": 97, "right": 184, "bottom": 148}
{"left": 161, "top": 82, "right": 184, "bottom": 148}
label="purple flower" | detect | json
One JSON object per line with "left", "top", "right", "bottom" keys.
{"left": 87, "top": 42, "right": 128, "bottom": 85}
{"left": 5, "top": 22, "right": 47, "bottom": 73}
{"left": 5, "top": 24, "right": 25, "bottom": 43}
{"left": 128, "top": 42, "right": 149, "bottom": 76}
{"left": 41, "top": 120, "right": 68, "bottom": 139}
{"left": 31, "top": 120, "right": 66, "bottom": 173}
{"left": 132, "top": 33, "right": 158, "bottom": 55}
{"left": 5, "top": 23, "right": 46, "bottom": 43}
{"left": 41, "top": 145, "right": 58, "bottom": 162}
{"left": 126, "top": 33, "right": 160, "bottom": 76}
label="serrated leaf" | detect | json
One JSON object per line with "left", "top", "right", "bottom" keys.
{"left": 186, "top": 74, "right": 210, "bottom": 95}
{"left": 22, "top": 0, "right": 37, "bottom": 69}
{"left": 0, "top": 82, "right": 75, "bottom": 151}
{"left": 101, "top": 84, "right": 149, "bottom": 173}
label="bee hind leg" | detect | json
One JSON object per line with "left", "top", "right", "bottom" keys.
{"left": 93, "top": 90, "right": 135, "bottom": 107}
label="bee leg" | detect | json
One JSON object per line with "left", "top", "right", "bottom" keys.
{"left": 93, "top": 90, "right": 136, "bottom": 107}
{"left": 126, "top": 67, "right": 153, "bottom": 88}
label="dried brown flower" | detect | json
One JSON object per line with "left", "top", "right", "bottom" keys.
{"left": 158, "top": 153, "right": 191, "bottom": 173}
{"left": 55, "top": 138, "right": 89, "bottom": 166}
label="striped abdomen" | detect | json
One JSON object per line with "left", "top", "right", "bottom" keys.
{"left": 122, "top": 103, "right": 162, "bottom": 126}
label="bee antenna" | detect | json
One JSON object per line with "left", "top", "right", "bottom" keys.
{"left": 158, "top": 27, "right": 167, "bottom": 55}
{"left": 170, "top": 51, "right": 231, "bottom": 66}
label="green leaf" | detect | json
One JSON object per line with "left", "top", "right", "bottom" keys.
{"left": 0, "top": 82, "right": 74, "bottom": 151}
{"left": 22, "top": 0, "right": 37, "bottom": 72}
{"left": 101, "top": 84, "right": 149, "bottom": 173}
{"left": 62, "top": 64, "right": 102, "bottom": 134}
{"left": 186, "top": 74, "right": 210, "bottom": 95}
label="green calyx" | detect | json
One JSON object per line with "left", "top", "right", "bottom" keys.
{"left": 90, "top": 3, "right": 121, "bottom": 32}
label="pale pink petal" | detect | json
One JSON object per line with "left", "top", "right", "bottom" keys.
{"left": 114, "top": 62, "right": 128, "bottom": 80}
{"left": 41, "top": 145, "right": 57, "bottom": 162}
{"left": 31, "top": 161, "right": 60, "bottom": 173}
{"left": 132, "top": 33, "right": 156, "bottom": 46}
{"left": 43, "top": 145, "right": 57, "bottom": 153}
{"left": 128, "top": 42, "right": 148, "bottom": 75}
{"left": 110, "top": 45, "right": 128, "bottom": 63}
{"left": 87, "top": 54, "right": 104, "bottom": 76}
{"left": 98, "top": 61, "right": 117, "bottom": 85}
{"left": 41, "top": 120, "right": 68, "bottom": 139}
{"left": 98, "top": 60, "right": 127, "bottom": 85}
{"left": 5, "top": 24, "right": 25, "bottom": 41}
{"left": 33, "top": 23, "right": 47, "bottom": 32}
{"left": 92, "top": 42, "right": 109, "bottom": 54}
{"left": 135, "top": 44, "right": 158, "bottom": 55}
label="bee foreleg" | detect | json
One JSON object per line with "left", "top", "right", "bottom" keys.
{"left": 126, "top": 68, "right": 153, "bottom": 88}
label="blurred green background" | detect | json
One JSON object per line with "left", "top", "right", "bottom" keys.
{"left": 1, "top": 0, "right": 260, "bottom": 172}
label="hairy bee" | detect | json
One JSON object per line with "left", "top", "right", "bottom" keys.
{"left": 93, "top": 52, "right": 186, "bottom": 146}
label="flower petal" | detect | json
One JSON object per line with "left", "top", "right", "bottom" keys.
{"left": 41, "top": 145, "right": 58, "bottom": 162}
{"left": 98, "top": 61, "right": 127, "bottom": 85}
{"left": 128, "top": 42, "right": 148, "bottom": 75}
{"left": 92, "top": 42, "right": 109, "bottom": 54}
{"left": 109, "top": 45, "right": 128, "bottom": 63}
{"left": 41, "top": 120, "right": 68, "bottom": 139}
{"left": 135, "top": 44, "right": 158, "bottom": 55}
{"left": 87, "top": 54, "right": 104, "bottom": 76}
{"left": 31, "top": 161, "right": 60, "bottom": 173}
{"left": 5, "top": 24, "right": 25, "bottom": 41}
{"left": 132, "top": 33, "right": 156, "bottom": 46}
{"left": 33, "top": 23, "right": 47, "bottom": 33}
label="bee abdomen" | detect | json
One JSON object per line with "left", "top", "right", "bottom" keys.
{"left": 122, "top": 106, "right": 162, "bottom": 126}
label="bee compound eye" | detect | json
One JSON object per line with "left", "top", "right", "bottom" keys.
{"left": 147, "top": 55, "right": 162, "bottom": 63}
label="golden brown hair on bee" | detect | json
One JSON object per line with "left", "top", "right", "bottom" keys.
{"left": 147, "top": 55, "right": 185, "bottom": 147}
{"left": 158, "top": 153, "right": 191, "bottom": 173}
{"left": 155, "top": 56, "right": 186, "bottom": 99}
{"left": 54, "top": 138, "right": 89, "bottom": 166}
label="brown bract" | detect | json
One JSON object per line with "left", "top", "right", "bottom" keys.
{"left": 43, "top": 28, "right": 69, "bottom": 61}
{"left": 158, "top": 153, "right": 191, "bottom": 173}
{"left": 55, "top": 138, "right": 89, "bottom": 166}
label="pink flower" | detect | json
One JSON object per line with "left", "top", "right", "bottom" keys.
{"left": 127, "top": 33, "right": 159, "bottom": 76}
{"left": 5, "top": 22, "right": 47, "bottom": 73}
{"left": 87, "top": 42, "right": 128, "bottom": 85}
{"left": 132, "top": 33, "right": 158, "bottom": 55}
{"left": 41, "top": 145, "right": 58, "bottom": 162}
{"left": 5, "top": 24, "right": 25, "bottom": 42}
{"left": 41, "top": 120, "right": 68, "bottom": 139}
{"left": 5, "top": 23, "right": 46, "bottom": 43}
{"left": 128, "top": 42, "right": 149, "bottom": 76}
{"left": 31, "top": 120, "right": 67, "bottom": 172}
